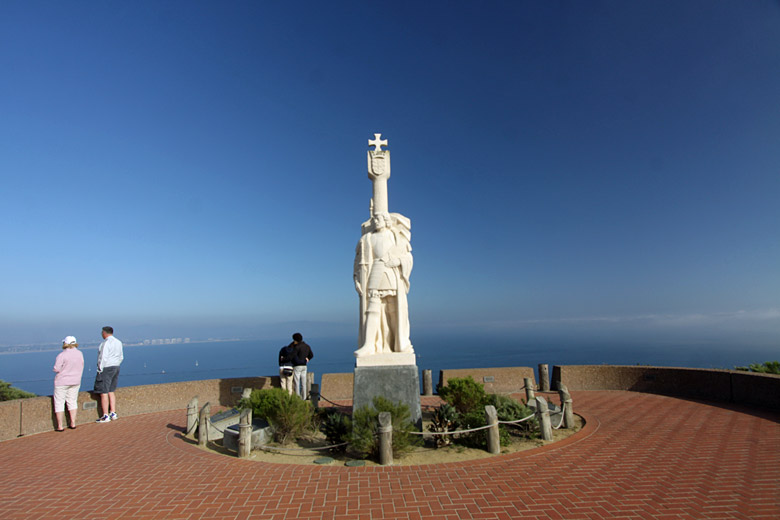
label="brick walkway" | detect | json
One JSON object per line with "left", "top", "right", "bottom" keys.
{"left": 1, "top": 391, "right": 778, "bottom": 519}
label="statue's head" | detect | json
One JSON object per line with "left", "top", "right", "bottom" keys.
{"left": 372, "top": 213, "right": 391, "bottom": 230}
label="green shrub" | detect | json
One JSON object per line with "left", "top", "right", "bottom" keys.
{"left": 486, "top": 394, "right": 537, "bottom": 438}
{"left": 735, "top": 361, "right": 780, "bottom": 374}
{"left": 317, "top": 408, "right": 351, "bottom": 452}
{"left": 428, "top": 403, "right": 458, "bottom": 447}
{"left": 240, "top": 388, "right": 314, "bottom": 444}
{"left": 455, "top": 408, "right": 511, "bottom": 449}
{"left": 349, "top": 396, "right": 420, "bottom": 460}
{"left": 438, "top": 376, "right": 488, "bottom": 414}
{"left": 0, "top": 380, "right": 36, "bottom": 401}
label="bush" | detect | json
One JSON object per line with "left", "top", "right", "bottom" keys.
{"left": 428, "top": 403, "right": 458, "bottom": 447}
{"left": 486, "top": 394, "right": 537, "bottom": 438}
{"left": 0, "top": 380, "right": 36, "bottom": 401}
{"left": 455, "top": 408, "right": 511, "bottom": 450}
{"left": 240, "top": 388, "right": 314, "bottom": 444}
{"left": 349, "top": 396, "right": 420, "bottom": 460}
{"left": 735, "top": 361, "right": 780, "bottom": 374}
{"left": 438, "top": 376, "right": 488, "bottom": 414}
{"left": 317, "top": 408, "right": 351, "bottom": 452}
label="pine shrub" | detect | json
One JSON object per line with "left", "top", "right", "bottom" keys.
{"left": 240, "top": 388, "right": 314, "bottom": 444}
{"left": 438, "top": 376, "right": 488, "bottom": 414}
{"left": 349, "top": 396, "right": 420, "bottom": 460}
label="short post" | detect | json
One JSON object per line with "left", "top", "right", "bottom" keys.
{"left": 238, "top": 408, "right": 252, "bottom": 458}
{"left": 310, "top": 383, "right": 320, "bottom": 409}
{"left": 186, "top": 397, "right": 199, "bottom": 438}
{"left": 485, "top": 405, "right": 500, "bottom": 455}
{"left": 523, "top": 377, "right": 535, "bottom": 402}
{"left": 378, "top": 412, "right": 393, "bottom": 466}
{"left": 558, "top": 383, "right": 574, "bottom": 429}
{"left": 538, "top": 363, "right": 550, "bottom": 392}
{"left": 535, "top": 396, "right": 553, "bottom": 441}
{"left": 306, "top": 372, "right": 314, "bottom": 400}
{"left": 198, "top": 402, "right": 211, "bottom": 447}
{"left": 241, "top": 388, "right": 252, "bottom": 400}
{"left": 422, "top": 369, "right": 433, "bottom": 396}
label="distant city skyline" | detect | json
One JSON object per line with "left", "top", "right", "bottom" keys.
{"left": 1, "top": 2, "right": 778, "bottom": 355}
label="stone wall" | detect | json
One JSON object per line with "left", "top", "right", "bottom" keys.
{"left": 438, "top": 367, "right": 536, "bottom": 395}
{"left": 320, "top": 372, "right": 354, "bottom": 401}
{"left": 552, "top": 365, "right": 780, "bottom": 410}
{"left": 0, "top": 376, "right": 278, "bottom": 441}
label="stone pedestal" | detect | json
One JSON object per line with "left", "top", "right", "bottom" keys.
{"left": 353, "top": 364, "right": 422, "bottom": 429}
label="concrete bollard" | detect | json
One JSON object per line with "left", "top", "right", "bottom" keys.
{"left": 310, "top": 383, "right": 320, "bottom": 409}
{"left": 558, "top": 383, "right": 574, "bottom": 429}
{"left": 306, "top": 372, "right": 314, "bottom": 400}
{"left": 535, "top": 396, "right": 553, "bottom": 441}
{"left": 524, "top": 377, "right": 535, "bottom": 402}
{"left": 378, "top": 412, "right": 393, "bottom": 466}
{"left": 238, "top": 408, "right": 252, "bottom": 458}
{"left": 422, "top": 370, "right": 433, "bottom": 396}
{"left": 538, "top": 364, "right": 550, "bottom": 392}
{"left": 198, "top": 402, "right": 211, "bottom": 447}
{"left": 485, "top": 405, "right": 500, "bottom": 455}
{"left": 186, "top": 397, "right": 199, "bottom": 438}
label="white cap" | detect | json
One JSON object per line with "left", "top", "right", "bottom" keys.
{"left": 62, "top": 336, "right": 78, "bottom": 345}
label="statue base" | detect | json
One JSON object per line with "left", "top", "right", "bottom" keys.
{"left": 353, "top": 364, "right": 422, "bottom": 429}
{"left": 355, "top": 351, "right": 416, "bottom": 367}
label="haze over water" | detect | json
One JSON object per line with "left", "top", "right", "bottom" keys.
{"left": 3, "top": 336, "right": 775, "bottom": 397}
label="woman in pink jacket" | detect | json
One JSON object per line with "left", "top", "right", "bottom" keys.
{"left": 53, "top": 336, "right": 85, "bottom": 431}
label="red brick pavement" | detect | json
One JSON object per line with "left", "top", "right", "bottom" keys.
{"left": 1, "top": 391, "right": 778, "bottom": 519}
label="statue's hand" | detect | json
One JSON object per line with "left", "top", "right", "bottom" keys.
{"left": 384, "top": 257, "right": 400, "bottom": 268}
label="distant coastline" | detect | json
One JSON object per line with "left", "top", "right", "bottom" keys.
{"left": 0, "top": 338, "right": 243, "bottom": 355}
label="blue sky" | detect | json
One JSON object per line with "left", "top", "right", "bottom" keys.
{"left": 1, "top": 1, "right": 779, "bottom": 350}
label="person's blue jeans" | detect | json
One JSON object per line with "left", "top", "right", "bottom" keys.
{"left": 293, "top": 365, "right": 307, "bottom": 399}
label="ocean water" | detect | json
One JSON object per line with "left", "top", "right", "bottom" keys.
{"left": 1, "top": 335, "right": 777, "bottom": 397}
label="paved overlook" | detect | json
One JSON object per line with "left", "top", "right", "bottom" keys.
{"left": 1, "top": 391, "right": 778, "bottom": 519}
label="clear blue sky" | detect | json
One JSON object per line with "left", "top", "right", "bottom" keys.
{"left": 1, "top": 1, "right": 779, "bottom": 351}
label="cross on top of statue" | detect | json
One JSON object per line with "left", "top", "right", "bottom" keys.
{"left": 369, "top": 133, "right": 388, "bottom": 151}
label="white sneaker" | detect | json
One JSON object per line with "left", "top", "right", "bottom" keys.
{"left": 96, "top": 415, "right": 111, "bottom": 423}
{"left": 109, "top": 412, "right": 118, "bottom": 421}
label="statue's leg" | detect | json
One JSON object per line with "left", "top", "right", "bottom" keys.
{"left": 355, "top": 294, "right": 381, "bottom": 357}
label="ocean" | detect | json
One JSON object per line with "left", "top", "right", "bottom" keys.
{"left": 1, "top": 335, "right": 777, "bottom": 397}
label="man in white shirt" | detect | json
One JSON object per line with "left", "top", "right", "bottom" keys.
{"left": 94, "top": 326, "right": 124, "bottom": 423}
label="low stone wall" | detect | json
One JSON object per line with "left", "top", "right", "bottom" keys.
{"left": 552, "top": 365, "right": 780, "bottom": 410}
{"left": 0, "top": 376, "right": 278, "bottom": 441}
{"left": 438, "top": 367, "right": 536, "bottom": 395}
{"left": 320, "top": 372, "right": 354, "bottom": 401}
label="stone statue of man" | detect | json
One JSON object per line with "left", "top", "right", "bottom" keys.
{"left": 354, "top": 212, "right": 414, "bottom": 357}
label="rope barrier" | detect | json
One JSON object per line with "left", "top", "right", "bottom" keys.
{"left": 409, "top": 422, "right": 494, "bottom": 436}
{"left": 552, "top": 402, "right": 566, "bottom": 430}
{"left": 497, "top": 412, "right": 536, "bottom": 425}
{"left": 315, "top": 393, "right": 351, "bottom": 410}
{"left": 207, "top": 418, "right": 228, "bottom": 435}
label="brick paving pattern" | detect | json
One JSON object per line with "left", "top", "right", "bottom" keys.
{"left": 1, "top": 391, "right": 778, "bottom": 519}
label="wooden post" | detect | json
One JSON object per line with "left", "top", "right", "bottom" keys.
{"left": 538, "top": 364, "right": 550, "bottom": 392}
{"left": 558, "top": 383, "right": 574, "bottom": 429}
{"left": 535, "top": 396, "right": 553, "bottom": 441}
{"left": 238, "top": 408, "right": 252, "bottom": 458}
{"left": 524, "top": 377, "right": 535, "bottom": 402}
{"left": 241, "top": 388, "right": 252, "bottom": 400}
{"left": 186, "top": 397, "right": 198, "bottom": 438}
{"left": 306, "top": 372, "right": 314, "bottom": 400}
{"left": 485, "top": 405, "right": 500, "bottom": 455}
{"left": 422, "top": 370, "right": 433, "bottom": 396}
{"left": 378, "top": 412, "right": 393, "bottom": 466}
{"left": 310, "top": 383, "right": 320, "bottom": 409}
{"left": 198, "top": 402, "right": 211, "bottom": 447}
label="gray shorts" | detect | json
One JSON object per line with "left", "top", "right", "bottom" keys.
{"left": 94, "top": 365, "right": 120, "bottom": 394}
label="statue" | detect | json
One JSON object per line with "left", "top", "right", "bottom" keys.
{"left": 354, "top": 134, "right": 414, "bottom": 358}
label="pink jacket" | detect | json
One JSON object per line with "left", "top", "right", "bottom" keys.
{"left": 53, "top": 348, "right": 85, "bottom": 387}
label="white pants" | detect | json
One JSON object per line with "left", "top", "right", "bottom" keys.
{"left": 293, "top": 365, "right": 307, "bottom": 399}
{"left": 53, "top": 385, "right": 80, "bottom": 412}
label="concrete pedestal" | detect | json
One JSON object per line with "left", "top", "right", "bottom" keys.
{"left": 353, "top": 365, "right": 422, "bottom": 429}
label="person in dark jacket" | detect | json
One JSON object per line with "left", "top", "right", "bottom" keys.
{"left": 278, "top": 343, "right": 295, "bottom": 395}
{"left": 290, "top": 332, "right": 314, "bottom": 399}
